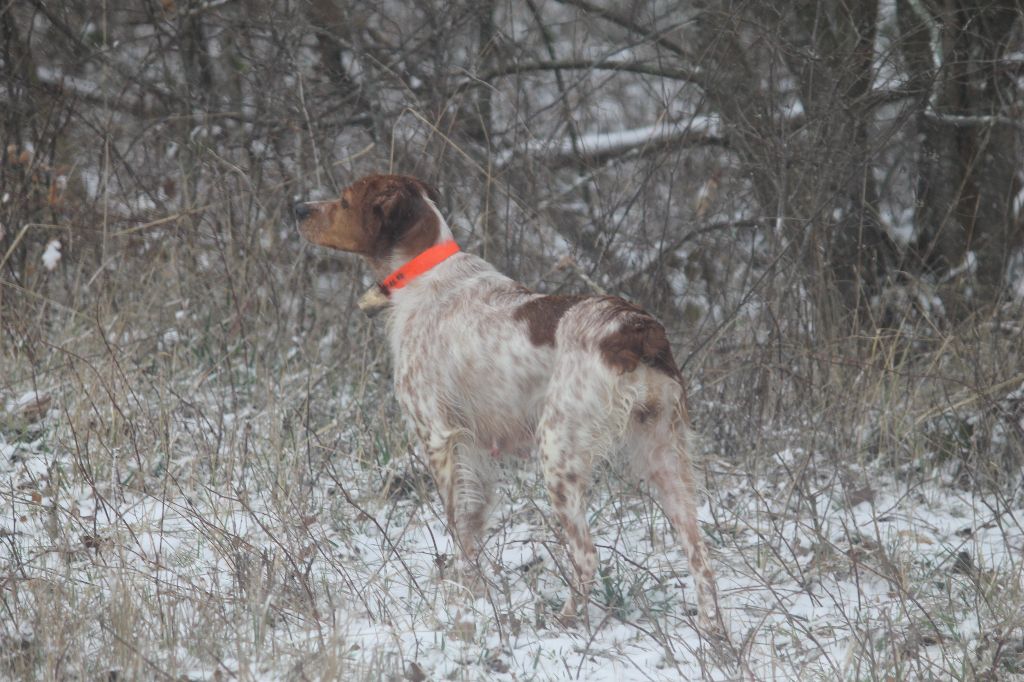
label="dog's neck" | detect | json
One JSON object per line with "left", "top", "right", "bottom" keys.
{"left": 377, "top": 240, "right": 460, "bottom": 296}
{"left": 366, "top": 197, "right": 456, "bottom": 280}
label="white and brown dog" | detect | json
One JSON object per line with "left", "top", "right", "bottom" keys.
{"left": 295, "top": 174, "right": 720, "bottom": 629}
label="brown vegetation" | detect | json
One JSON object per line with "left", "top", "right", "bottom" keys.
{"left": 2, "top": 1, "right": 1023, "bottom": 679}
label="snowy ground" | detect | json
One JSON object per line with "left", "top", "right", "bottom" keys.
{"left": 6, "top": 1, "right": 1023, "bottom": 677}
{"left": 3, "top": 390, "right": 1023, "bottom": 680}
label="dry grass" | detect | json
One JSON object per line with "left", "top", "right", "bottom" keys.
{"left": 3, "top": 164, "right": 1024, "bottom": 681}
{"left": 4, "top": 0, "right": 1023, "bottom": 677}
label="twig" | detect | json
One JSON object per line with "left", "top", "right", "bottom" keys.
{"left": 483, "top": 58, "right": 699, "bottom": 83}
{"left": 555, "top": 255, "right": 607, "bottom": 295}
{"left": 552, "top": 0, "right": 694, "bottom": 62}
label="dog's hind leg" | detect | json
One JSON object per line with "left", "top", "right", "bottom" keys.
{"left": 631, "top": 398, "right": 722, "bottom": 633}
{"left": 537, "top": 404, "right": 601, "bottom": 625}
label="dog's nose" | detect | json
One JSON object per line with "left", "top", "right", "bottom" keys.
{"left": 293, "top": 201, "right": 313, "bottom": 221}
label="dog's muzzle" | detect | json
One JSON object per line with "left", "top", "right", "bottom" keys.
{"left": 292, "top": 201, "right": 314, "bottom": 222}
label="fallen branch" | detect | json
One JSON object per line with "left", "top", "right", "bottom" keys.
{"left": 498, "top": 116, "right": 724, "bottom": 167}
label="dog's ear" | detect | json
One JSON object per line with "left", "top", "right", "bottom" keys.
{"left": 363, "top": 176, "right": 442, "bottom": 258}
{"left": 370, "top": 179, "right": 419, "bottom": 230}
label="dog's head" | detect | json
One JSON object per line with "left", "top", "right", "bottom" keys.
{"left": 294, "top": 174, "right": 442, "bottom": 269}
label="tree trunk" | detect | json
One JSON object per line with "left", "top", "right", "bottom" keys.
{"left": 694, "top": 0, "right": 898, "bottom": 327}
{"left": 899, "top": 0, "right": 1024, "bottom": 302}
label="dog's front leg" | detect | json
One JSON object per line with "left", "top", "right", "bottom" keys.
{"left": 423, "top": 434, "right": 491, "bottom": 593}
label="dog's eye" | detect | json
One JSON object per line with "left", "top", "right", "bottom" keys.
{"left": 340, "top": 198, "right": 350, "bottom": 209}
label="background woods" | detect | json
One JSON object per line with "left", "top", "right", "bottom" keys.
{"left": 2, "top": 1, "right": 1024, "bottom": 679}
{"left": 3, "top": 1, "right": 1023, "bottom": 321}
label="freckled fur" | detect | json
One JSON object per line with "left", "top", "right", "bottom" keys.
{"left": 295, "top": 174, "right": 721, "bottom": 631}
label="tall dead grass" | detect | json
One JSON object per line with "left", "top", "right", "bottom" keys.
{"left": 2, "top": 149, "right": 1023, "bottom": 678}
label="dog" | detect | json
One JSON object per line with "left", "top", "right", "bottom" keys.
{"left": 295, "top": 174, "right": 721, "bottom": 629}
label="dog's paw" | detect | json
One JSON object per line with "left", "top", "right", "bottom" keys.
{"left": 555, "top": 598, "right": 581, "bottom": 628}
{"left": 698, "top": 608, "right": 732, "bottom": 651}
{"left": 453, "top": 562, "right": 489, "bottom": 598}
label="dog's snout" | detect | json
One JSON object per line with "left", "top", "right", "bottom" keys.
{"left": 292, "top": 201, "right": 313, "bottom": 221}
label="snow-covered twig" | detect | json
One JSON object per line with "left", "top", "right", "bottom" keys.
{"left": 35, "top": 67, "right": 105, "bottom": 101}
{"left": 923, "top": 110, "right": 1024, "bottom": 129}
{"left": 905, "top": 0, "right": 944, "bottom": 112}
{"left": 499, "top": 116, "right": 722, "bottom": 167}
{"left": 33, "top": 66, "right": 148, "bottom": 114}
{"left": 181, "top": 0, "right": 237, "bottom": 17}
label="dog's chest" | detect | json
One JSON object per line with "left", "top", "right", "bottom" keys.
{"left": 388, "top": 294, "right": 555, "bottom": 443}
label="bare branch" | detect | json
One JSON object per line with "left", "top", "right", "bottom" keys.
{"left": 31, "top": 66, "right": 149, "bottom": 116}
{"left": 924, "top": 110, "right": 1024, "bottom": 129}
{"left": 552, "top": 0, "right": 693, "bottom": 61}
{"left": 483, "top": 58, "right": 700, "bottom": 84}
{"left": 181, "top": 0, "right": 239, "bottom": 18}
{"left": 904, "top": 0, "right": 943, "bottom": 110}
{"left": 24, "top": 0, "right": 175, "bottom": 106}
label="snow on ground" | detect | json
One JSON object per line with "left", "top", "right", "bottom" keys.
{"left": 2, "top": 413, "right": 1024, "bottom": 680}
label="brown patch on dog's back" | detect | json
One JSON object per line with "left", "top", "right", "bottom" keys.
{"left": 597, "top": 297, "right": 681, "bottom": 380}
{"left": 513, "top": 295, "right": 586, "bottom": 347}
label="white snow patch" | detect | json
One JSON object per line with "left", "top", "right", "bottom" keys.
{"left": 3, "top": 424, "right": 1022, "bottom": 680}
{"left": 5, "top": 390, "right": 44, "bottom": 414}
{"left": 41, "top": 239, "right": 61, "bottom": 270}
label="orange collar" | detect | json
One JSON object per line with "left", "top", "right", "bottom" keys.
{"left": 379, "top": 240, "right": 460, "bottom": 296}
